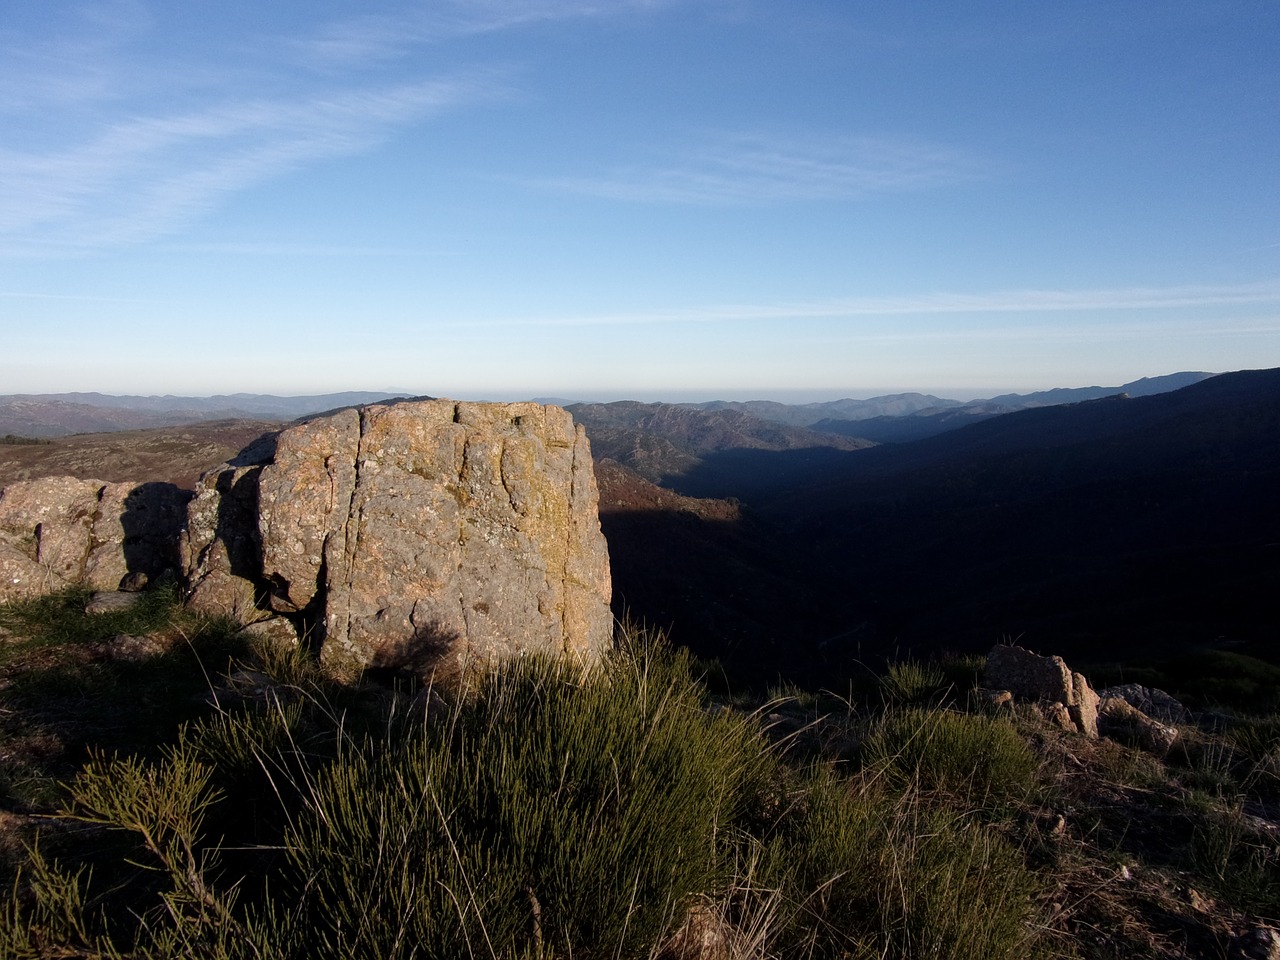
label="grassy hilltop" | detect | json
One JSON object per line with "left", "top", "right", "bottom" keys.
{"left": 3, "top": 589, "right": 1280, "bottom": 958}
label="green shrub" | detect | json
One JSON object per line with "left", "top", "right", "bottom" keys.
{"left": 0, "top": 587, "right": 248, "bottom": 809}
{"left": 276, "top": 649, "right": 775, "bottom": 958}
{"left": 862, "top": 707, "right": 1039, "bottom": 812}
{"left": 880, "top": 659, "right": 948, "bottom": 705}
{"left": 3, "top": 640, "right": 777, "bottom": 959}
{"left": 1, "top": 607, "right": 1051, "bottom": 960}
{"left": 759, "top": 769, "right": 1044, "bottom": 960}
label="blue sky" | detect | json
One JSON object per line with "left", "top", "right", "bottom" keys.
{"left": 2, "top": 1, "right": 1278, "bottom": 401}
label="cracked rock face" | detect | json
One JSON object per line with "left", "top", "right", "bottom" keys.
{"left": 985, "top": 643, "right": 1100, "bottom": 738}
{"left": 0, "top": 477, "right": 189, "bottom": 602}
{"left": 183, "top": 400, "right": 613, "bottom": 674}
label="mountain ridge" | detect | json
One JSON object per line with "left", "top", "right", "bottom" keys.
{"left": 0, "top": 391, "right": 408, "bottom": 437}
{"left": 1, "top": 373, "right": 1214, "bottom": 439}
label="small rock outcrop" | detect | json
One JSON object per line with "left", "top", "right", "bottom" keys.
{"left": 0, "top": 477, "right": 189, "bottom": 602}
{"left": 183, "top": 399, "right": 613, "bottom": 674}
{"left": 985, "top": 645, "right": 1189, "bottom": 754}
{"left": 1097, "top": 696, "right": 1180, "bottom": 757}
{"left": 985, "top": 643, "right": 1100, "bottom": 737}
{"left": 1097, "top": 683, "right": 1190, "bottom": 725}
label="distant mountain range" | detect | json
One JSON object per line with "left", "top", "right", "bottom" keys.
{"left": 1, "top": 368, "right": 1275, "bottom": 688}
{"left": 0, "top": 373, "right": 1213, "bottom": 439}
{"left": 687, "top": 372, "right": 1213, "bottom": 426}
{"left": 803, "top": 373, "right": 1213, "bottom": 445}
{"left": 0, "top": 391, "right": 408, "bottom": 437}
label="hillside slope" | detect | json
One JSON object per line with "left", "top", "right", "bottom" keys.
{"left": 742, "top": 368, "right": 1280, "bottom": 665}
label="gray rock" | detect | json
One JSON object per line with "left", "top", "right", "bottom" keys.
{"left": 184, "top": 400, "right": 613, "bottom": 676}
{"left": 1096, "top": 682, "right": 1190, "bottom": 724}
{"left": 985, "top": 644, "right": 1100, "bottom": 737}
{"left": 119, "top": 571, "right": 150, "bottom": 592}
{"left": 1238, "top": 926, "right": 1280, "bottom": 960}
{"left": 975, "top": 687, "right": 1014, "bottom": 710}
{"left": 98, "top": 633, "right": 167, "bottom": 662}
{"left": 85, "top": 591, "right": 143, "bottom": 615}
{"left": 0, "top": 542, "right": 55, "bottom": 602}
{"left": 0, "top": 477, "right": 189, "bottom": 602}
{"left": 181, "top": 461, "right": 265, "bottom": 623}
{"left": 0, "top": 476, "right": 101, "bottom": 599}
{"left": 237, "top": 617, "right": 301, "bottom": 650}
{"left": 1034, "top": 700, "right": 1077, "bottom": 733}
{"left": 1097, "top": 696, "right": 1179, "bottom": 757}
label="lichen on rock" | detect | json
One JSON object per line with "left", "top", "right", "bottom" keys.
{"left": 182, "top": 399, "right": 613, "bottom": 675}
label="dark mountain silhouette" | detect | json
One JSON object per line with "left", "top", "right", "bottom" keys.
{"left": 691, "top": 372, "right": 1215, "bottom": 444}
{"left": 795, "top": 372, "right": 1219, "bottom": 444}
{"left": 979, "top": 370, "right": 1215, "bottom": 407}
{"left": 594, "top": 460, "right": 840, "bottom": 683}
{"left": 585, "top": 369, "right": 1276, "bottom": 685}
{"left": 674, "top": 368, "right": 1280, "bottom": 673}
{"left": 813, "top": 406, "right": 1015, "bottom": 444}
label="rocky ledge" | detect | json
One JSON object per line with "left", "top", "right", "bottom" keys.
{"left": 1, "top": 400, "right": 614, "bottom": 677}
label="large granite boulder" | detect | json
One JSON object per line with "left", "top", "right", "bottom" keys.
{"left": 183, "top": 400, "right": 613, "bottom": 674}
{"left": 0, "top": 477, "right": 189, "bottom": 602}
{"left": 985, "top": 643, "right": 1100, "bottom": 738}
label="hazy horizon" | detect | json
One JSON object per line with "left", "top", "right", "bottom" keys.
{"left": 2, "top": 367, "right": 1224, "bottom": 408}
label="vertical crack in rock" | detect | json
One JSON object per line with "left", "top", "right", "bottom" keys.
{"left": 182, "top": 399, "right": 612, "bottom": 673}
{"left": 330, "top": 409, "right": 371, "bottom": 664}
{"left": 86, "top": 487, "right": 107, "bottom": 569}
{"left": 499, "top": 436, "right": 517, "bottom": 515}
{"left": 559, "top": 431, "right": 580, "bottom": 655}
{"left": 456, "top": 432, "right": 479, "bottom": 647}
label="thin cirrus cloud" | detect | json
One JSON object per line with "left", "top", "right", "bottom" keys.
{"left": 0, "top": 75, "right": 504, "bottom": 253}
{"left": 462, "top": 282, "right": 1280, "bottom": 327}
{"left": 292, "top": 0, "right": 678, "bottom": 67}
{"left": 529, "top": 133, "right": 988, "bottom": 205}
{"left": 0, "top": 0, "right": 678, "bottom": 255}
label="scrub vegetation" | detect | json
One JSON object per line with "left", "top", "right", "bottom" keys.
{"left": 2, "top": 589, "right": 1279, "bottom": 958}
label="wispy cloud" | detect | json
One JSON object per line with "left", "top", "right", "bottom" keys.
{"left": 291, "top": 0, "right": 678, "bottom": 67}
{"left": 0, "top": 75, "right": 503, "bottom": 252}
{"left": 0, "top": 290, "right": 151, "bottom": 303}
{"left": 159, "top": 242, "right": 458, "bottom": 258}
{"left": 0, "top": 0, "right": 687, "bottom": 254}
{"left": 0, "top": 1, "right": 149, "bottom": 114}
{"left": 461, "top": 282, "right": 1280, "bottom": 327}
{"left": 527, "top": 132, "right": 987, "bottom": 204}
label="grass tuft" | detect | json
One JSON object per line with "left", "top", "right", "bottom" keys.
{"left": 862, "top": 707, "right": 1040, "bottom": 812}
